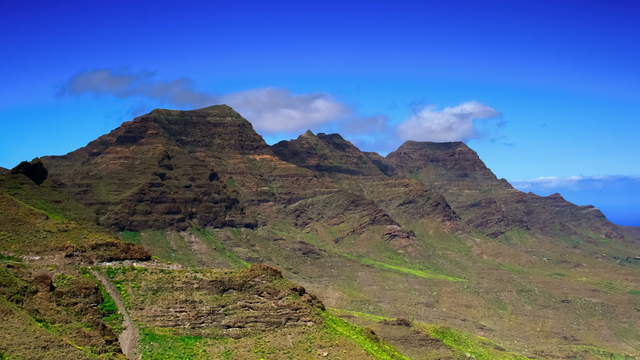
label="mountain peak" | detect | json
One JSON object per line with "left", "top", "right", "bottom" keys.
{"left": 387, "top": 140, "right": 494, "bottom": 180}
{"left": 124, "top": 104, "right": 271, "bottom": 155}
{"left": 272, "top": 132, "right": 383, "bottom": 176}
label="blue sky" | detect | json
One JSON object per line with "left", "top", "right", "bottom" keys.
{"left": 1, "top": 1, "right": 639, "bottom": 225}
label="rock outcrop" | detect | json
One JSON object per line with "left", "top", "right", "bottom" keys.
{"left": 11, "top": 158, "right": 48, "bottom": 185}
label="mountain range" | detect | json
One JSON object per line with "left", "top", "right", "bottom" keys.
{"left": 1, "top": 105, "right": 639, "bottom": 359}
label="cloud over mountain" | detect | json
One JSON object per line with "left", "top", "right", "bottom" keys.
{"left": 397, "top": 101, "right": 501, "bottom": 142}
{"left": 60, "top": 70, "right": 503, "bottom": 146}
{"left": 60, "top": 69, "right": 349, "bottom": 134}
{"left": 219, "top": 88, "right": 349, "bottom": 133}
{"left": 60, "top": 69, "right": 215, "bottom": 106}
{"left": 512, "top": 175, "right": 640, "bottom": 192}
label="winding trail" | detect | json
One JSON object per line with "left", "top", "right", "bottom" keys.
{"left": 91, "top": 269, "right": 139, "bottom": 360}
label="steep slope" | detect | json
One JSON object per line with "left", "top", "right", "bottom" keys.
{"left": 387, "top": 141, "right": 625, "bottom": 240}
{"left": 0, "top": 177, "right": 149, "bottom": 261}
{"left": 272, "top": 131, "right": 458, "bottom": 226}
{"left": 41, "top": 105, "right": 332, "bottom": 231}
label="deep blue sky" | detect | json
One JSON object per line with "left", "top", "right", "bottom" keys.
{"left": 1, "top": 1, "right": 639, "bottom": 225}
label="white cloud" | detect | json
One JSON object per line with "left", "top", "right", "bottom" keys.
{"left": 61, "top": 69, "right": 350, "bottom": 134}
{"left": 397, "top": 101, "right": 501, "bottom": 142}
{"left": 512, "top": 176, "right": 586, "bottom": 191}
{"left": 219, "top": 88, "right": 349, "bottom": 133}
{"left": 61, "top": 70, "right": 504, "bottom": 145}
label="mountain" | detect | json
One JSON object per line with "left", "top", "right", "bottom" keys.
{"left": 2, "top": 105, "right": 640, "bottom": 359}
{"left": 41, "top": 105, "right": 330, "bottom": 231}
{"left": 272, "top": 130, "right": 385, "bottom": 176}
{"left": 387, "top": 141, "right": 624, "bottom": 240}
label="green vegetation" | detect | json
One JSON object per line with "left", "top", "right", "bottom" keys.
{"left": 416, "top": 324, "right": 528, "bottom": 360}
{"left": 140, "top": 328, "right": 207, "bottom": 359}
{"left": 345, "top": 253, "right": 465, "bottom": 282}
{"left": 321, "top": 312, "right": 410, "bottom": 360}
{"left": 498, "top": 228, "right": 531, "bottom": 245}
{"left": 98, "top": 285, "right": 124, "bottom": 334}
{"left": 120, "top": 231, "right": 142, "bottom": 245}
{"left": 191, "top": 227, "right": 249, "bottom": 268}
{"left": 328, "top": 307, "right": 393, "bottom": 322}
{"left": 0, "top": 254, "right": 21, "bottom": 262}
{"left": 299, "top": 225, "right": 465, "bottom": 282}
{"left": 495, "top": 262, "right": 529, "bottom": 274}
{"left": 123, "top": 228, "right": 252, "bottom": 269}
{"left": 133, "top": 231, "right": 200, "bottom": 267}
{"left": 628, "top": 289, "right": 640, "bottom": 296}
{"left": 104, "top": 267, "right": 132, "bottom": 305}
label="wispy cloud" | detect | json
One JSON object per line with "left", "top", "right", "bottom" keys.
{"left": 219, "top": 88, "right": 349, "bottom": 133}
{"left": 60, "top": 69, "right": 505, "bottom": 149}
{"left": 397, "top": 101, "right": 501, "bottom": 142}
{"left": 60, "top": 69, "right": 350, "bottom": 134}
{"left": 60, "top": 69, "right": 214, "bottom": 106}
{"left": 512, "top": 175, "right": 640, "bottom": 192}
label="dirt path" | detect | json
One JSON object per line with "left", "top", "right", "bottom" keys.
{"left": 91, "top": 270, "right": 139, "bottom": 360}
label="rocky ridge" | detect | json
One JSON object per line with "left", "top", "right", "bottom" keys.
{"left": 4, "top": 103, "right": 627, "bottom": 244}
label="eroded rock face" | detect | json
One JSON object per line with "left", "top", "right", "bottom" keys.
{"left": 42, "top": 106, "right": 271, "bottom": 231}
{"left": 284, "top": 190, "right": 398, "bottom": 239}
{"left": 11, "top": 159, "right": 48, "bottom": 185}
{"left": 383, "top": 225, "right": 418, "bottom": 253}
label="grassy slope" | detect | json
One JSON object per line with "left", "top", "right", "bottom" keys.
{"left": 127, "top": 222, "right": 640, "bottom": 359}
